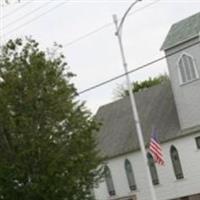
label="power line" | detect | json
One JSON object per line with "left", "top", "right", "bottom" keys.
{"left": 77, "top": 40, "right": 200, "bottom": 95}
{"left": 3, "top": 1, "right": 52, "bottom": 30}
{"left": 3, "top": 0, "right": 191, "bottom": 96}
{"left": 1, "top": 0, "right": 165, "bottom": 96}
{"left": 62, "top": 0, "right": 161, "bottom": 48}
{"left": 1, "top": 1, "right": 69, "bottom": 39}
{"left": 2, "top": 0, "right": 193, "bottom": 97}
{"left": 2, "top": 0, "right": 160, "bottom": 46}
{"left": 21, "top": 0, "right": 69, "bottom": 1}
{"left": 1, "top": 1, "right": 30, "bottom": 19}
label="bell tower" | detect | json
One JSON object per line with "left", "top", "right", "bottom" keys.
{"left": 161, "top": 12, "right": 200, "bottom": 130}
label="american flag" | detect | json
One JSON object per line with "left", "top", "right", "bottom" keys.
{"left": 149, "top": 128, "right": 165, "bottom": 165}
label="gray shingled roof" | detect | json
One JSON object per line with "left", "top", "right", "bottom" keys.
{"left": 161, "top": 12, "right": 200, "bottom": 50}
{"left": 95, "top": 82, "right": 181, "bottom": 159}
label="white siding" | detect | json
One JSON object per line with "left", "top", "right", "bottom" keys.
{"left": 94, "top": 132, "right": 200, "bottom": 200}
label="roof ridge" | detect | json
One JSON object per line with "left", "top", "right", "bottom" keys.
{"left": 97, "top": 81, "right": 170, "bottom": 112}
{"left": 173, "top": 11, "right": 200, "bottom": 27}
{"left": 161, "top": 11, "right": 200, "bottom": 50}
{"left": 95, "top": 79, "right": 179, "bottom": 158}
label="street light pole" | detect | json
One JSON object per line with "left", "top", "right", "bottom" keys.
{"left": 112, "top": 1, "right": 157, "bottom": 200}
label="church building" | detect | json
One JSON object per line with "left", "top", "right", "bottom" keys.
{"left": 93, "top": 12, "right": 200, "bottom": 200}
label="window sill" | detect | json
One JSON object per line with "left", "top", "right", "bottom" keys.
{"left": 173, "top": 177, "right": 186, "bottom": 183}
{"left": 179, "top": 78, "right": 200, "bottom": 86}
{"left": 129, "top": 189, "right": 139, "bottom": 194}
{"left": 109, "top": 195, "right": 124, "bottom": 200}
{"left": 153, "top": 183, "right": 162, "bottom": 188}
{"left": 109, "top": 194, "right": 137, "bottom": 200}
{"left": 109, "top": 195, "right": 118, "bottom": 200}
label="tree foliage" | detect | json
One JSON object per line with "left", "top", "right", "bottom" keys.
{"left": 0, "top": 38, "right": 102, "bottom": 200}
{"left": 113, "top": 74, "right": 169, "bottom": 99}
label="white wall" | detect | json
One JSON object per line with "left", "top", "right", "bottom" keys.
{"left": 94, "top": 132, "right": 200, "bottom": 200}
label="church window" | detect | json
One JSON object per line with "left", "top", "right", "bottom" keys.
{"left": 195, "top": 136, "right": 200, "bottom": 149}
{"left": 178, "top": 53, "right": 199, "bottom": 84}
{"left": 181, "top": 197, "right": 189, "bottom": 200}
{"left": 124, "top": 159, "right": 137, "bottom": 191}
{"left": 104, "top": 165, "right": 116, "bottom": 196}
{"left": 147, "top": 152, "right": 159, "bottom": 185}
{"left": 170, "top": 145, "right": 184, "bottom": 179}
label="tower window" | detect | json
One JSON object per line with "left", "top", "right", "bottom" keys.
{"left": 178, "top": 53, "right": 199, "bottom": 84}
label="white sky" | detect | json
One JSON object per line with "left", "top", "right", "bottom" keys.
{"left": 1, "top": 0, "right": 200, "bottom": 114}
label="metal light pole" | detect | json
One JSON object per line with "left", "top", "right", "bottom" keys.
{"left": 113, "top": 1, "right": 157, "bottom": 200}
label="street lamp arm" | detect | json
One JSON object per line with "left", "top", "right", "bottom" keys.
{"left": 116, "top": 0, "right": 142, "bottom": 35}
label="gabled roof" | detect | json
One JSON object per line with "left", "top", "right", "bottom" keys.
{"left": 161, "top": 12, "right": 200, "bottom": 50}
{"left": 95, "top": 82, "right": 181, "bottom": 159}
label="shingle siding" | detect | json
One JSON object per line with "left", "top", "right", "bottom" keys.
{"left": 161, "top": 12, "right": 200, "bottom": 50}
{"left": 95, "top": 82, "right": 180, "bottom": 159}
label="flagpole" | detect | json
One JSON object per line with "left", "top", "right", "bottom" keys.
{"left": 112, "top": 1, "right": 157, "bottom": 200}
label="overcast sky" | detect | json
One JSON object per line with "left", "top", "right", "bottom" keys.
{"left": 1, "top": 0, "right": 200, "bottom": 114}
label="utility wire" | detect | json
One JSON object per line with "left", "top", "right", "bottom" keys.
{"left": 0, "top": 1, "right": 30, "bottom": 19}
{"left": 21, "top": 0, "right": 69, "bottom": 1}
{"left": 62, "top": 0, "right": 161, "bottom": 48}
{"left": 3, "top": 0, "right": 191, "bottom": 96}
{"left": 1, "top": 0, "right": 160, "bottom": 46}
{"left": 3, "top": 1, "right": 52, "bottom": 30}
{"left": 1, "top": 1, "right": 69, "bottom": 39}
{"left": 2, "top": 0, "right": 195, "bottom": 97}
{"left": 77, "top": 40, "right": 200, "bottom": 95}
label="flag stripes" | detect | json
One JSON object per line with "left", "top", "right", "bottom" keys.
{"left": 149, "top": 129, "right": 165, "bottom": 165}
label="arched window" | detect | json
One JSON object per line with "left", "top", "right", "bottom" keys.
{"left": 170, "top": 145, "right": 184, "bottom": 179}
{"left": 104, "top": 165, "right": 116, "bottom": 196}
{"left": 147, "top": 152, "right": 159, "bottom": 185}
{"left": 124, "top": 159, "right": 137, "bottom": 191}
{"left": 178, "top": 53, "right": 198, "bottom": 84}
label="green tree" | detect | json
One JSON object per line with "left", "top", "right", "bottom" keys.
{"left": 113, "top": 74, "right": 169, "bottom": 99}
{"left": 0, "top": 38, "right": 102, "bottom": 200}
